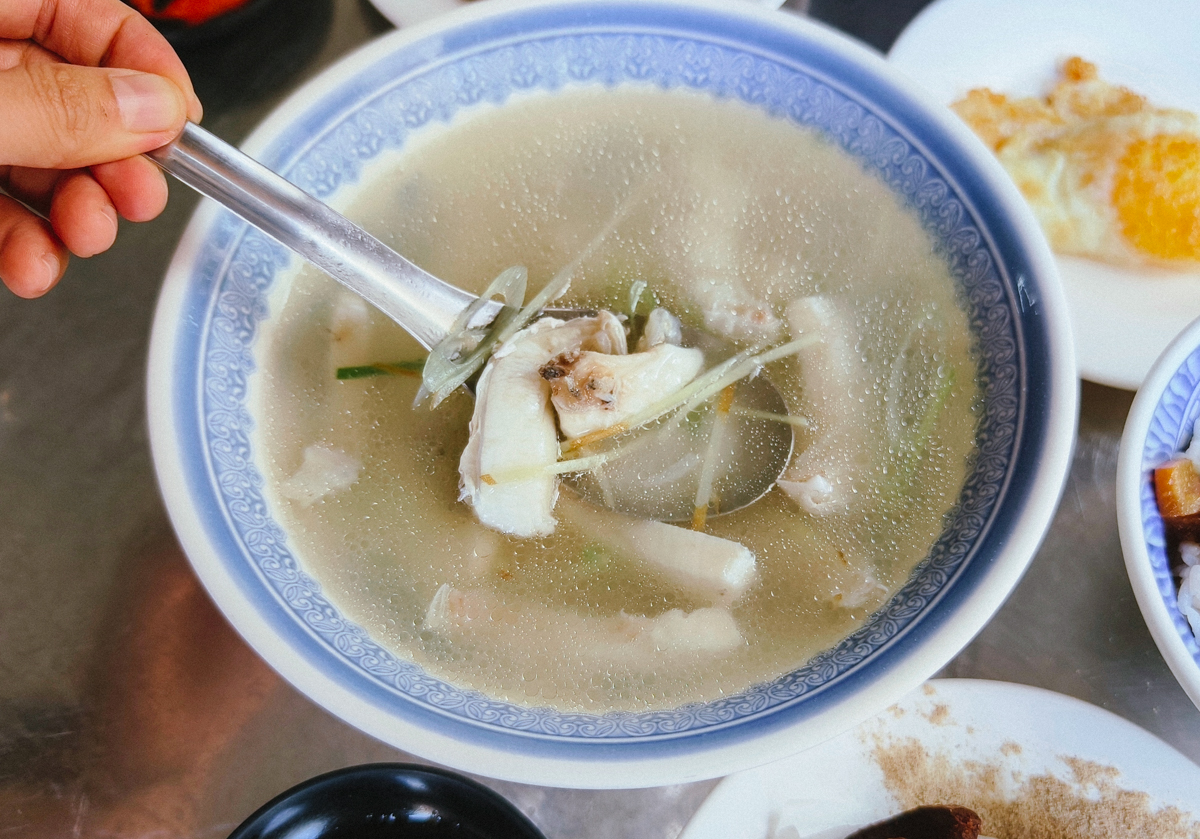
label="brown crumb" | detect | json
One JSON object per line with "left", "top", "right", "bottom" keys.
{"left": 872, "top": 736, "right": 1200, "bottom": 839}
{"left": 926, "top": 703, "right": 951, "bottom": 725}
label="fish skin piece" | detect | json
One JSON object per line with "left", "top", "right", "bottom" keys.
{"left": 547, "top": 343, "right": 704, "bottom": 440}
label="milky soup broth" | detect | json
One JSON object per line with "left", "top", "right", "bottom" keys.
{"left": 257, "top": 88, "right": 980, "bottom": 712}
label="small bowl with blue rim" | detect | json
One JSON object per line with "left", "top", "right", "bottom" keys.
{"left": 1118, "top": 314, "right": 1200, "bottom": 713}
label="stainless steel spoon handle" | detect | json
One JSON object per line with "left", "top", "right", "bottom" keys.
{"left": 148, "top": 122, "right": 477, "bottom": 349}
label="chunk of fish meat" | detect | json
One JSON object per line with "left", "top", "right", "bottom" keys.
{"left": 329, "top": 291, "right": 372, "bottom": 370}
{"left": 641, "top": 607, "right": 744, "bottom": 654}
{"left": 557, "top": 494, "right": 756, "bottom": 605}
{"left": 279, "top": 444, "right": 362, "bottom": 507}
{"left": 676, "top": 148, "right": 784, "bottom": 345}
{"left": 635, "top": 306, "right": 684, "bottom": 351}
{"left": 829, "top": 566, "right": 886, "bottom": 610}
{"left": 543, "top": 343, "right": 704, "bottom": 440}
{"left": 458, "top": 312, "right": 627, "bottom": 538}
{"left": 312, "top": 292, "right": 374, "bottom": 473}
{"left": 423, "top": 584, "right": 744, "bottom": 668}
{"left": 777, "top": 296, "right": 872, "bottom": 515}
{"left": 693, "top": 279, "right": 784, "bottom": 346}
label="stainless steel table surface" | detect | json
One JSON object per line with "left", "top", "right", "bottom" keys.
{"left": 2, "top": 0, "right": 1198, "bottom": 835}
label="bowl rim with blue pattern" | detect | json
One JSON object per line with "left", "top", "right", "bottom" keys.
{"left": 147, "top": 0, "right": 1077, "bottom": 788}
{"left": 1117, "top": 314, "right": 1200, "bottom": 714}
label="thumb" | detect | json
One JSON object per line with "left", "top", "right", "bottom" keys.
{"left": 0, "top": 63, "right": 187, "bottom": 170}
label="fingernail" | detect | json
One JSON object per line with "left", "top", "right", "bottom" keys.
{"left": 112, "top": 72, "right": 182, "bottom": 134}
{"left": 37, "top": 253, "right": 61, "bottom": 294}
{"left": 102, "top": 206, "right": 119, "bottom": 242}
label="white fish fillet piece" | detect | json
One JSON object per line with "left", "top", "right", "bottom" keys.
{"left": 312, "top": 292, "right": 373, "bottom": 483}
{"left": 423, "top": 584, "right": 744, "bottom": 667}
{"left": 329, "top": 291, "right": 372, "bottom": 370}
{"left": 694, "top": 279, "right": 784, "bottom": 346}
{"left": 829, "top": 567, "right": 886, "bottom": 609}
{"left": 458, "top": 312, "right": 627, "bottom": 538}
{"left": 777, "top": 296, "right": 871, "bottom": 516}
{"left": 547, "top": 343, "right": 704, "bottom": 440}
{"left": 557, "top": 494, "right": 756, "bottom": 605}
{"left": 677, "top": 148, "right": 783, "bottom": 345}
{"left": 635, "top": 307, "right": 684, "bottom": 351}
{"left": 279, "top": 444, "right": 361, "bottom": 507}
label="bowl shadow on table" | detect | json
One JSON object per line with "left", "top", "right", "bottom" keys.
{"left": 91, "top": 536, "right": 717, "bottom": 838}
{"left": 0, "top": 523, "right": 701, "bottom": 839}
{"left": 0, "top": 531, "right": 283, "bottom": 835}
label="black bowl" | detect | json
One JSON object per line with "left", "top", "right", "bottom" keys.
{"left": 228, "top": 763, "right": 547, "bottom": 839}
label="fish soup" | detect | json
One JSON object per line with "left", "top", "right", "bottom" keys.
{"left": 255, "top": 87, "right": 980, "bottom": 713}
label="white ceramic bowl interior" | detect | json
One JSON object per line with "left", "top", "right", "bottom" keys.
{"left": 148, "top": 0, "right": 1077, "bottom": 788}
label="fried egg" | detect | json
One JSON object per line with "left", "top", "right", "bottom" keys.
{"left": 953, "top": 57, "right": 1200, "bottom": 268}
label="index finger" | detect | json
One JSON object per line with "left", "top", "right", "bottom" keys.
{"left": 1, "top": 0, "right": 202, "bottom": 122}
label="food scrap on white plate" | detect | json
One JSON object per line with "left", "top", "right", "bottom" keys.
{"left": 680, "top": 680, "right": 1200, "bottom": 839}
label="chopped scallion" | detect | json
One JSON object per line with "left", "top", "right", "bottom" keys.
{"left": 336, "top": 359, "right": 425, "bottom": 380}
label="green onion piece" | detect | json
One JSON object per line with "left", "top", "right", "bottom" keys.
{"left": 692, "top": 384, "right": 737, "bottom": 531}
{"left": 492, "top": 263, "right": 573, "bottom": 349}
{"left": 881, "top": 366, "right": 958, "bottom": 507}
{"left": 416, "top": 265, "right": 528, "bottom": 408}
{"left": 628, "top": 279, "right": 648, "bottom": 316}
{"left": 336, "top": 359, "right": 425, "bottom": 380}
{"left": 730, "top": 406, "right": 810, "bottom": 428}
{"left": 481, "top": 451, "right": 618, "bottom": 486}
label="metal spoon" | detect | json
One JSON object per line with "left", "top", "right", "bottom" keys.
{"left": 149, "top": 122, "right": 793, "bottom": 518}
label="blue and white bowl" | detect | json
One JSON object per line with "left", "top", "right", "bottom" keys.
{"left": 148, "top": 0, "right": 1077, "bottom": 788}
{"left": 1118, "top": 316, "right": 1200, "bottom": 714}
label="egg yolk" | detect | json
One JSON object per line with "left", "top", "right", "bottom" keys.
{"left": 1113, "top": 133, "right": 1200, "bottom": 262}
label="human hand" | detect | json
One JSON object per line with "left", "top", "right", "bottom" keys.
{"left": 0, "top": 0, "right": 202, "bottom": 298}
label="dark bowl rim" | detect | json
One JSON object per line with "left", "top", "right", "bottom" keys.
{"left": 227, "top": 762, "right": 546, "bottom": 839}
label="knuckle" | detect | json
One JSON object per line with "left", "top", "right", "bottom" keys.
{"left": 26, "top": 64, "right": 102, "bottom": 161}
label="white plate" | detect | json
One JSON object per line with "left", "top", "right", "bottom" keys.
{"left": 680, "top": 679, "right": 1200, "bottom": 839}
{"left": 888, "top": 0, "right": 1200, "bottom": 390}
{"left": 366, "top": 0, "right": 462, "bottom": 27}
{"left": 366, "top": 0, "right": 786, "bottom": 29}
